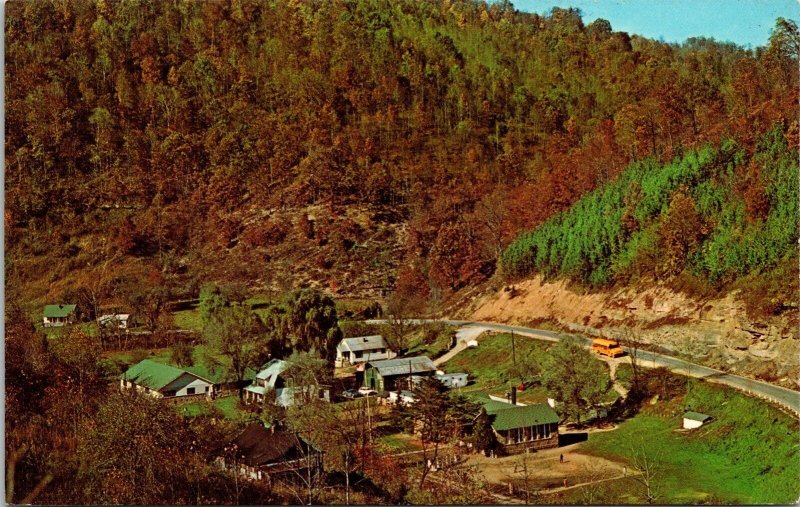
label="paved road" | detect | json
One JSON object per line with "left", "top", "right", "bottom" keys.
{"left": 368, "top": 319, "right": 800, "bottom": 416}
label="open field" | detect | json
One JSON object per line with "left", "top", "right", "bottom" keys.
{"left": 579, "top": 381, "right": 800, "bottom": 504}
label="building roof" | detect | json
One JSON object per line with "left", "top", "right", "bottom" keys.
{"left": 466, "top": 391, "right": 560, "bottom": 431}
{"left": 244, "top": 385, "right": 267, "bottom": 395}
{"left": 366, "top": 356, "right": 436, "bottom": 377}
{"left": 490, "top": 403, "right": 560, "bottom": 431}
{"left": 229, "top": 423, "right": 308, "bottom": 467}
{"left": 182, "top": 364, "right": 222, "bottom": 384}
{"left": 255, "top": 359, "right": 290, "bottom": 385}
{"left": 684, "top": 411, "right": 712, "bottom": 422}
{"left": 43, "top": 304, "right": 77, "bottom": 318}
{"left": 338, "top": 335, "right": 389, "bottom": 352}
{"left": 122, "top": 360, "right": 185, "bottom": 391}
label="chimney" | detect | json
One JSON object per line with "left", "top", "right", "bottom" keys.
{"left": 510, "top": 387, "right": 517, "bottom": 405}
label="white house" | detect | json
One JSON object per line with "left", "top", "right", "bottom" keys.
{"left": 335, "top": 335, "right": 395, "bottom": 367}
{"left": 120, "top": 359, "right": 216, "bottom": 399}
{"left": 683, "top": 411, "right": 713, "bottom": 429}
{"left": 244, "top": 359, "right": 330, "bottom": 407}
{"left": 98, "top": 313, "right": 131, "bottom": 329}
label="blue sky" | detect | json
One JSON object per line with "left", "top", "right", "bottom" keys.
{"left": 513, "top": 0, "right": 800, "bottom": 48}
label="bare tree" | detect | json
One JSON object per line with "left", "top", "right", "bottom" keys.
{"left": 509, "top": 450, "right": 536, "bottom": 503}
{"left": 381, "top": 293, "right": 419, "bottom": 354}
{"left": 619, "top": 327, "right": 645, "bottom": 390}
{"left": 628, "top": 439, "right": 662, "bottom": 504}
{"left": 577, "top": 460, "right": 609, "bottom": 504}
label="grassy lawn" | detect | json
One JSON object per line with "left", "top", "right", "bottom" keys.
{"left": 579, "top": 381, "right": 800, "bottom": 504}
{"left": 172, "top": 308, "right": 203, "bottom": 331}
{"left": 377, "top": 432, "right": 422, "bottom": 453}
{"left": 440, "top": 332, "right": 553, "bottom": 404}
{"left": 179, "top": 395, "right": 254, "bottom": 422}
{"left": 406, "top": 324, "right": 457, "bottom": 360}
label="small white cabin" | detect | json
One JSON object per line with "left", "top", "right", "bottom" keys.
{"left": 683, "top": 411, "right": 713, "bottom": 429}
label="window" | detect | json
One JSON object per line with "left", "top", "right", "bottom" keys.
{"left": 355, "top": 351, "right": 364, "bottom": 359}
{"left": 187, "top": 387, "right": 196, "bottom": 395}
{"left": 204, "top": 386, "right": 209, "bottom": 393}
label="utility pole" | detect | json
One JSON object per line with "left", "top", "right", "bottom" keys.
{"left": 511, "top": 331, "right": 517, "bottom": 367}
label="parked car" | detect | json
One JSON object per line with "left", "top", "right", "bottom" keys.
{"left": 341, "top": 389, "right": 363, "bottom": 400}
{"left": 358, "top": 387, "right": 378, "bottom": 396}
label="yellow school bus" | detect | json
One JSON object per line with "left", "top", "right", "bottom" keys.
{"left": 592, "top": 338, "right": 625, "bottom": 358}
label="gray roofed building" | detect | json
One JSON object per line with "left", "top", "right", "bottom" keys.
{"left": 335, "top": 335, "right": 395, "bottom": 366}
{"left": 363, "top": 356, "right": 437, "bottom": 392}
{"left": 368, "top": 356, "right": 436, "bottom": 376}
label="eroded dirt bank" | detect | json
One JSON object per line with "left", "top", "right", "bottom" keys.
{"left": 464, "top": 276, "right": 799, "bottom": 389}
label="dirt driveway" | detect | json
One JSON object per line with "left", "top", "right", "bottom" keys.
{"left": 468, "top": 440, "right": 627, "bottom": 492}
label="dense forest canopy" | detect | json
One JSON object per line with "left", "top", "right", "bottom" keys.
{"left": 5, "top": 0, "right": 798, "bottom": 308}
{"left": 4, "top": 1, "right": 800, "bottom": 504}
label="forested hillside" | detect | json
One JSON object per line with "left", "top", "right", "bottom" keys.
{"left": 6, "top": 0, "right": 798, "bottom": 312}
{"left": 500, "top": 127, "right": 798, "bottom": 315}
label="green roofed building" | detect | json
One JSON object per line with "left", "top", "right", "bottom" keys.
{"left": 121, "top": 359, "right": 217, "bottom": 399}
{"left": 43, "top": 304, "right": 77, "bottom": 327}
{"left": 468, "top": 391, "right": 560, "bottom": 452}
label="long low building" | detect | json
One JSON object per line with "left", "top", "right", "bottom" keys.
{"left": 470, "top": 392, "right": 560, "bottom": 453}
{"left": 364, "top": 356, "right": 437, "bottom": 392}
{"left": 121, "top": 359, "right": 216, "bottom": 399}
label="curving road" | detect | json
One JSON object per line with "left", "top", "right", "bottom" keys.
{"left": 367, "top": 319, "right": 800, "bottom": 416}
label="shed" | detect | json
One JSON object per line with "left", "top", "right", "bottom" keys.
{"left": 98, "top": 313, "right": 131, "bottom": 329}
{"left": 683, "top": 411, "right": 713, "bottom": 429}
{"left": 435, "top": 372, "right": 469, "bottom": 388}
